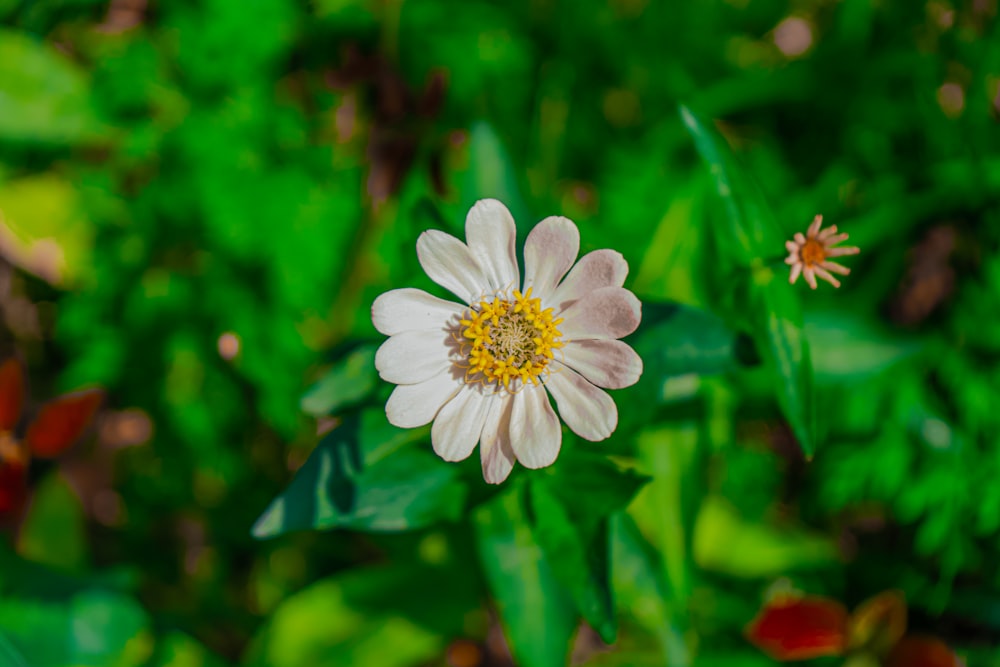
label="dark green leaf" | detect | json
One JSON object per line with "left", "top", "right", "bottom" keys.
{"left": 252, "top": 410, "right": 467, "bottom": 537}
{"left": 300, "top": 345, "right": 378, "bottom": 417}
{"left": 632, "top": 301, "right": 738, "bottom": 383}
{"left": 529, "top": 454, "right": 648, "bottom": 643}
{"left": 473, "top": 485, "right": 577, "bottom": 667}
{"left": 462, "top": 122, "right": 531, "bottom": 230}
{"left": 679, "top": 104, "right": 816, "bottom": 456}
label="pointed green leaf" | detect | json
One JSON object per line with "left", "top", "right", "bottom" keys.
{"left": 529, "top": 454, "right": 648, "bottom": 644}
{"left": 300, "top": 345, "right": 378, "bottom": 417}
{"left": 679, "top": 104, "right": 816, "bottom": 456}
{"left": 473, "top": 485, "right": 577, "bottom": 667}
{"left": 252, "top": 411, "right": 467, "bottom": 537}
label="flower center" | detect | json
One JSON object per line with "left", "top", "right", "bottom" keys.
{"left": 800, "top": 239, "right": 827, "bottom": 267}
{"left": 459, "top": 288, "right": 564, "bottom": 389}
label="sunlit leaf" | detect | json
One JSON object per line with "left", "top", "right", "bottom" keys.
{"left": 25, "top": 388, "right": 103, "bottom": 459}
{"left": 745, "top": 596, "right": 848, "bottom": 661}
{"left": 0, "top": 357, "right": 25, "bottom": 431}
{"left": 300, "top": 345, "right": 378, "bottom": 417}
{"left": 0, "top": 632, "right": 31, "bottom": 667}
{"left": 252, "top": 411, "right": 466, "bottom": 537}
{"left": 461, "top": 122, "right": 531, "bottom": 230}
{"left": 693, "top": 496, "right": 837, "bottom": 577}
{"left": 473, "top": 485, "right": 577, "bottom": 667}
{"left": 679, "top": 105, "right": 816, "bottom": 456}
{"left": 0, "top": 29, "right": 104, "bottom": 144}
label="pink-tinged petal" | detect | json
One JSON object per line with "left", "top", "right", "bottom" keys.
{"left": 545, "top": 362, "right": 617, "bottom": 441}
{"left": 824, "top": 232, "right": 850, "bottom": 245}
{"left": 417, "top": 230, "right": 488, "bottom": 304}
{"left": 375, "top": 330, "right": 453, "bottom": 384}
{"left": 821, "top": 261, "right": 851, "bottom": 276}
{"left": 794, "top": 232, "right": 806, "bottom": 245}
{"left": 745, "top": 596, "right": 849, "bottom": 661}
{"left": 818, "top": 224, "right": 839, "bottom": 240}
{"left": 465, "top": 199, "right": 520, "bottom": 293}
{"left": 549, "top": 249, "right": 629, "bottom": 313}
{"left": 789, "top": 263, "right": 803, "bottom": 285}
{"left": 558, "top": 286, "right": 642, "bottom": 341}
{"left": 561, "top": 339, "right": 642, "bottom": 389}
{"left": 785, "top": 240, "right": 800, "bottom": 254}
{"left": 372, "top": 288, "right": 466, "bottom": 336}
{"left": 480, "top": 393, "right": 516, "bottom": 484}
{"left": 431, "top": 385, "right": 491, "bottom": 462}
{"left": 807, "top": 215, "right": 823, "bottom": 237}
{"left": 523, "top": 216, "right": 580, "bottom": 303}
{"left": 803, "top": 267, "right": 818, "bottom": 290}
{"left": 509, "top": 384, "right": 562, "bottom": 469}
{"left": 385, "top": 369, "right": 463, "bottom": 428}
{"left": 813, "top": 265, "right": 841, "bottom": 288}
{"left": 825, "top": 246, "right": 860, "bottom": 257}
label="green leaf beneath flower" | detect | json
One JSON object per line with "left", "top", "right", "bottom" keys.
{"left": 252, "top": 410, "right": 467, "bottom": 537}
{"left": 299, "top": 344, "right": 378, "bottom": 417}
{"left": 473, "top": 484, "right": 577, "bottom": 667}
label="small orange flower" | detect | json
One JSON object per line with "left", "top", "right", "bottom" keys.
{"left": 785, "top": 215, "right": 860, "bottom": 289}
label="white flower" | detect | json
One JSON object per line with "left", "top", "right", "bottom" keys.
{"left": 785, "top": 214, "right": 860, "bottom": 289}
{"left": 372, "top": 199, "right": 643, "bottom": 484}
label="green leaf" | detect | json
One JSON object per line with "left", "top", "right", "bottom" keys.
{"left": 461, "top": 122, "right": 531, "bottom": 229}
{"left": 473, "top": 485, "right": 577, "bottom": 667}
{"left": 0, "top": 633, "right": 31, "bottom": 667}
{"left": 692, "top": 496, "right": 837, "bottom": 577}
{"left": 252, "top": 410, "right": 467, "bottom": 537}
{"left": 0, "top": 29, "right": 104, "bottom": 144}
{"left": 300, "top": 345, "right": 378, "bottom": 417}
{"left": 244, "top": 564, "right": 476, "bottom": 667}
{"left": 0, "top": 590, "right": 152, "bottom": 667}
{"left": 17, "top": 472, "right": 88, "bottom": 571}
{"left": 679, "top": 104, "right": 816, "bottom": 456}
{"left": 632, "top": 301, "right": 739, "bottom": 383}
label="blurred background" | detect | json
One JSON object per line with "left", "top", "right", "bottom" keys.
{"left": 1, "top": 0, "right": 999, "bottom": 665}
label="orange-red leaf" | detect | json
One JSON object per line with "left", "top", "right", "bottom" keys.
{"left": 25, "top": 388, "right": 104, "bottom": 458}
{"left": 0, "top": 460, "right": 27, "bottom": 515}
{"left": 746, "top": 596, "right": 849, "bottom": 661}
{"left": 0, "top": 358, "right": 25, "bottom": 431}
{"left": 886, "top": 636, "right": 962, "bottom": 667}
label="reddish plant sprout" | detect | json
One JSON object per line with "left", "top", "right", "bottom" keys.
{"left": 0, "top": 357, "right": 104, "bottom": 518}
{"left": 746, "top": 590, "right": 963, "bottom": 666}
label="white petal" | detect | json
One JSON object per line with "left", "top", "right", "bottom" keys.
{"left": 549, "top": 249, "right": 628, "bottom": 312}
{"left": 371, "top": 288, "right": 466, "bottom": 336}
{"left": 523, "top": 216, "right": 579, "bottom": 303}
{"left": 480, "top": 393, "right": 516, "bottom": 484}
{"left": 385, "top": 368, "right": 463, "bottom": 428}
{"left": 465, "top": 199, "right": 520, "bottom": 293}
{"left": 560, "top": 339, "right": 642, "bottom": 389}
{"left": 416, "top": 230, "right": 488, "bottom": 304}
{"left": 558, "top": 286, "right": 642, "bottom": 341}
{"left": 431, "top": 385, "right": 492, "bottom": 462}
{"left": 509, "top": 384, "right": 562, "bottom": 469}
{"left": 545, "top": 362, "right": 617, "bottom": 441}
{"left": 375, "top": 330, "right": 453, "bottom": 385}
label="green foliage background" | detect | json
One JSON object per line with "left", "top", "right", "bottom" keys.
{"left": 1, "top": 0, "right": 998, "bottom": 665}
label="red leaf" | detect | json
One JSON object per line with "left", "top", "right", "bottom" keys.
{"left": 886, "top": 636, "right": 963, "bottom": 667}
{"left": 0, "top": 460, "right": 27, "bottom": 515}
{"left": 25, "top": 388, "right": 104, "bottom": 458}
{"left": 746, "top": 596, "right": 849, "bottom": 661}
{"left": 0, "top": 358, "right": 25, "bottom": 432}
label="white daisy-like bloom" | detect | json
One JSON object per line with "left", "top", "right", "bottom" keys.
{"left": 785, "top": 215, "right": 861, "bottom": 289}
{"left": 372, "top": 199, "right": 643, "bottom": 484}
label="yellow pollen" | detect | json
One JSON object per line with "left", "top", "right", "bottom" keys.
{"left": 800, "top": 239, "right": 826, "bottom": 267}
{"left": 459, "top": 289, "right": 563, "bottom": 390}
